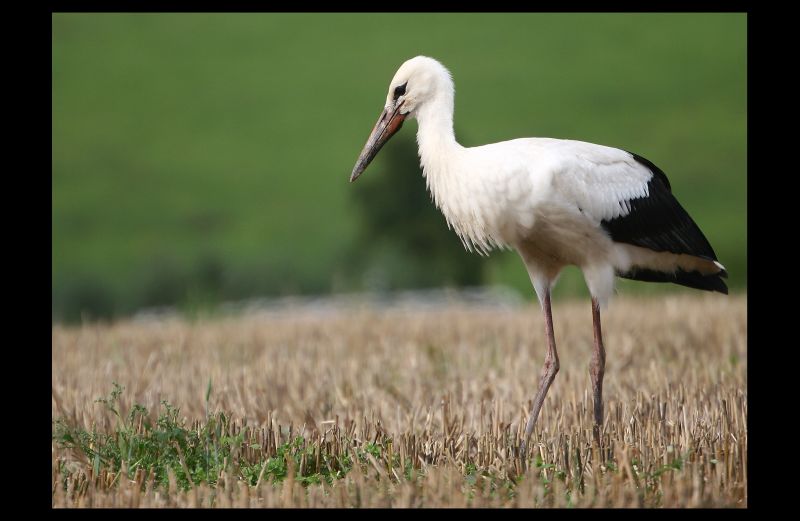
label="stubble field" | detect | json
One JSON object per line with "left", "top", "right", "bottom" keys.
{"left": 52, "top": 293, "right": 746, "bottom": 507}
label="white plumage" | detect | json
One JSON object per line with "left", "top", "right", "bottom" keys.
{"left": 350, "top": 56, "right": 726, "bottom": 454}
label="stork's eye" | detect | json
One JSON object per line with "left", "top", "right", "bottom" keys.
{"left": 393, "top": 82, "right": 407, "bottom": 100}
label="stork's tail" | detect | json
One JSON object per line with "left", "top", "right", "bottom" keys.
{"left": 617, "top": 256, "right": 728, "bottom": 294}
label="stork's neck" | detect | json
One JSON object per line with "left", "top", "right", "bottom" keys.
{"left": 415, "top": 93, "right": 462, "bottom": 177}
{"left": 415, "top": 92, "right": 495, "bottom": 254}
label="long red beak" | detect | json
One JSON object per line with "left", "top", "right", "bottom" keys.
{"left": 350, "top": 102, "right": 407, "bottom": 182}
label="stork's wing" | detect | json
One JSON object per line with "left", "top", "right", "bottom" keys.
{"left": 551, "top": 142, "right": 721, "bottom": 262}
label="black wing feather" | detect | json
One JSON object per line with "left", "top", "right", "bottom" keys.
{"left": 602, "top": 153, "right": 717, "bottom": 259}
{"left": 602, "top": 153, "right": 727, "bottom": 294}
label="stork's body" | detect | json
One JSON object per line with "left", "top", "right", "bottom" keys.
{"left": 350, "top": 56, "right": 727, "bottom": 452}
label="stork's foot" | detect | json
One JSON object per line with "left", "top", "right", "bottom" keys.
{"left": 518, "top": 436, "right": 532, "bottom": 472}
{"left": 592, "top": 399, "right": 604, "bottom": 446}
{"left": 590, "top": 297, "right": 606, "bottom": 448}
{"left": 520, "top": 288, "right": 560, "bottom": 472}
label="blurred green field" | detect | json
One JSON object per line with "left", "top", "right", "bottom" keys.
{"left": 52, "top": 13, "right": 746, "bottom": 321}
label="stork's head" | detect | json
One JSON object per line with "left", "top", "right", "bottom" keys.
{"left": 350, "top": 56, "right": 453, "bottom": 182}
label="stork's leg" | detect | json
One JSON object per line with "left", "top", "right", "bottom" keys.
{"left": 523, "top": 288, "right": 560, "bottom": 452}
{"left": 590, "top": 297, "right": 606, "bottom": 445}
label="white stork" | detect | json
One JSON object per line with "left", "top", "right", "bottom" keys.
{"left": 349, "top": 56, "right": 727, "bottom": 452}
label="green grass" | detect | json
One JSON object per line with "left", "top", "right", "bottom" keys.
{"left": 53, "top": 383, "right": 696, "bottom": 507}
{"left": 50, "top": 384, "right": 620, "bottom": 502}
{"left": 52, "top": 384, "right": 495, "bottom": 495}
{"left": 53, "top": 383, "right": 374, "bottom": 491}
{"left": 52, "top": 13, "right": 747, "bottom": 320}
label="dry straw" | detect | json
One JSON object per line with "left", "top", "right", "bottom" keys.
{"left": 52, "top": 293, "right": 746, "bottom": 507}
